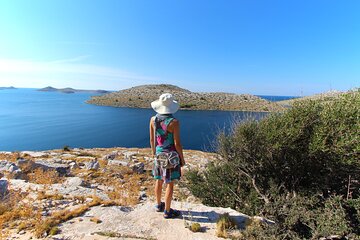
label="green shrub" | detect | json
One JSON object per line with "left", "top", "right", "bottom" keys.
{"left": 63, "top": 145, "right": 70, "bottom": 151}
{"left": 180, "top": 103, "right": 196, "bottom": 108}
{"left": 186, "top": 90, "right": 360, "bottom": 238}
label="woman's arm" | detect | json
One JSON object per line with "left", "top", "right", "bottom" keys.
{"left": 172, "top": 120, "right": 185, "bottom": 166}
{"left": 149, "top": 117, "right": 156, "bottom": 156}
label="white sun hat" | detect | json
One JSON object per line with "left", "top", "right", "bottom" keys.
{"left": 151, "top": 93, "right": 180, "bottom": 114}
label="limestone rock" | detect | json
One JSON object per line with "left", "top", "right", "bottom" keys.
{"left": 21, "top": 151, "right": 48, "bottom": 158}
{"left": 84, "top": 160, "right": 100, "bottom": 170}
{"left": 0, "top": 160, "right": 22, "bottom": 178}
{"left": 131, "top": 162, "right": 144, "bottom": 174}
{"left": 50, "top": 184, "right": 109, "bottom": 201}
{"left": 55, "top": 200, "right": 249, "bottom": 240}
{"left": 123, "top": 151, "right": 137, "bottom": 160}
{"left": 69, "top": 161, "right": 80, "bottom": 169}
{"left": 63, "top": 177, "right": 86, "bottom": 187}
{"left": 33, "top": 160, "right": 70, "bottom": 176}
{"left": 108, "top": 159, "right": 129, "bottom": 167}
{"left": 0, "top": 179, "right": 9, "bottom": 198}
{"left": 103, "top": 151, "right": 118, "bottom": 160}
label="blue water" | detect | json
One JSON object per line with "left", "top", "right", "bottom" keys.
{"left": 257, "top": 95, "right": 299, "bottom": 102}
{"left": 0, "top": 88, "right": 268, "bottom": 152}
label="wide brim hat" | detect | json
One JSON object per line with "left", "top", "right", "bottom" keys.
{"left": 151, "top": 93, "right": 179, "bottom": 114}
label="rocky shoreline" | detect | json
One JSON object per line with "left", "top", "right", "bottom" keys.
{"left": 87, "top": 84, "right": 285, "bottom": 112}
{"left": 0, "top": 147, "right": 270, "bottom": 240}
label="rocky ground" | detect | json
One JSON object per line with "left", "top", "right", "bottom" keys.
{"left": 0, "top": 148, "right": 269, "bottom": 240}
{"left": 87, "top": 84, "right": 285, "bottom": 112}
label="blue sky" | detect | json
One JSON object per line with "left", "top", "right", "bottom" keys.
{"left": 0, "top": 0, "right": 359, "bottom": 96}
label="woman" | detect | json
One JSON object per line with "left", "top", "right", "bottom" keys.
{"left": 149, "top": 93, "right": 185, "bottom": 219}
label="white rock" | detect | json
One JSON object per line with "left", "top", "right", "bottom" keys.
{"left": 21, "top": 151, "right": 48, "bottom": 158}
{"left": 56, "top": 201, "right": 250, "bottom": 240}
{"left": 108, "top": 159, "right": 129, "bottom": 167}
{"left": 33, "top": 160, "right": 70, "bottom": 176}
{"left": 64, "top": 177, "right": 85, "bottom": 187}
{"left": 84, "top": 161, "right": 100, "bottom": 170}
{"left": 123, "top": 151, "right": 137, "bottom": 160}
{"left": 0, "top": 160, "right": 22, "bottom": 178}
{"left": 69, "top": 162, "right": 79, "bottom": 169}
{"left": 103, "top": 152, "right": 118, "bottom": 160}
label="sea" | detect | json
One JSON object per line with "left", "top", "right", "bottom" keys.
{"left": 0, "top": 88, "right": 297, "bottom": 152}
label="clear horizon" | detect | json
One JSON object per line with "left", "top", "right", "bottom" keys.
{"left": 0, "top": 0, "right": 359, "bottom": 96}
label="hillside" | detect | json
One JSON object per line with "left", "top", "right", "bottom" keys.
{"left": 278, "top": 89, "right": 356, "bottom": 106}
{"left": 87, "top": 84, "right": 285, "bottom": 112}
{"left": 38, "top": 86, "right": 109, "bottom": 94}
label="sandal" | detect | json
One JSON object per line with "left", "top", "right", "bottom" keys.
{"left": 155, "top": 202, "right": 165, "bottom": 212}
{"left": 164, "top": 208, "right": 181, "bottom": 219}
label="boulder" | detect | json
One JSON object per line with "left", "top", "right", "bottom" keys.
{"left": 131, "top": 162, "right": 144, "bottom": 174}
{"left": 69, "top": 162, "right": 79, "bottom": 169}
{"left": 0, "top": 160, "right": 22, "bottom": 178}
{"left": 63, "top": 177, "right": 86, "bottom": 187}
{"left": 84, "top": 160, "right": 100, "bottom": 170}
{"left": 123, "top": 151, "right": 137, "bottom": 160}
{"left": 108, "top": 159, "right": 129, "bottom": 167}
{"left": 0, "top": 179, "right": 9, "bottom": 198}
{"left": 103, "top": 152, "right": 118, "bottom": 160}
{"left": 33, "top": 160, "right": 70, "bottom": 176}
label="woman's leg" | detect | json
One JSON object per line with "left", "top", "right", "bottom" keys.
{"left": 155, "top": 179, "right": 164, "bottom": 205}
{"left": 165, "top": 181, "right": 174, "bottom": 211}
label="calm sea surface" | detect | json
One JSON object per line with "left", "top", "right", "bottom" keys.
{"left": 0, "top": 89, "right": 290, "bottom": 152}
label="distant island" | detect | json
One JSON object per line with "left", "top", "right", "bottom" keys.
{"left": 87, "top": 84, "right": 286, "bottom": 112}
{"left": 38, "top": 86, "right": 110, "bottom": 94}
{"left": 0, "top": 86, "right": 17, "bottom": 90}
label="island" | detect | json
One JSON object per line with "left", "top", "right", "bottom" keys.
{"left": 38, "top": 86, "right": 109, "bottom": 94}
{"left": 87, "top": 84, "right": 285, "bottom": 112}
{"left": 0, "top": 86, "right": 17, "bottom": 90}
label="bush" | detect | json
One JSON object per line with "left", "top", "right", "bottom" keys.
{"left": 186, "top": 90, "right": 360, "bottom": 238}
{"left": 63, "top": 145, "right": 70, "bottom": 151}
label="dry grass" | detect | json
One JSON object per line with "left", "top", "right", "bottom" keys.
{"left": 94, "top": 231, "right": 157, "bottom": 240}
{"left": 33, "top": 195, "right": 102, "bottom": 237}
{"left": 37, "top": 191, "right": 64, "bottom": 200}
{"left": 81, "top": 165, "right": 148, "bottom": 206}
{"left": 0, "top": 152, "right": 20, "bottom": 163}
{"left": 189, "top": 222, "right": 202, "bottom": 232}
{"left": 98, "top": 159, "right": 108, "bottom": 168}
{"left": 27, "top": 168, "right": 63, "bottom": 185}
{"left": 0, "top": 189, "right": 39, "bottom": 239}
{"left": 216, "top": 213, "right": 237, "bottom": 238}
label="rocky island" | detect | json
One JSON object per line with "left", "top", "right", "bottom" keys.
{"left": 0, "top": 86, "right": 17, "bottom": 90}
{"left": 39, "top": 86, "right": 110, "bottom": 94}
{"left": 87, "top": 84, "right": 285, "bottom": 112}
